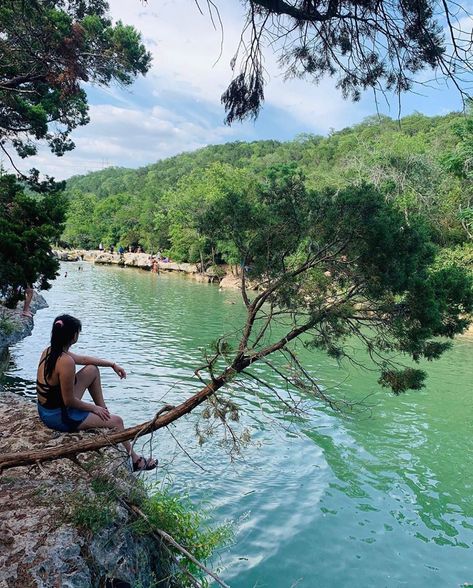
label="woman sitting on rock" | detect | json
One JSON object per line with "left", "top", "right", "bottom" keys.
{"left": 36, "top": 314, "right": 157, "bottom": 472}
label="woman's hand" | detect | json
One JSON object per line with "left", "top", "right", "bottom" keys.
{"left": 92, "top": 405, "right": 111, "bottom": 421}
{"left": 112, "top": 363, "right": 127, "bottom": 379}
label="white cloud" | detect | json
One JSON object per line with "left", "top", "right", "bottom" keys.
{"left": 0, "top": 1, "right": 373, "bottom": 178}
{"left": 1, "top": 0, "right": 464, "bottom": 179}
{"left": 109, "top": 0, "right": 366, "bottom": 129}
{"left": 7, "top": 102, "right": 241, "bottom": 179}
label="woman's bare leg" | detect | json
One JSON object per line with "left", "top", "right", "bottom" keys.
{"left": 76, "top": 379, "right": 157, "bottom": 469}
{"left": 74, "top": 365, "right": 106, "bottom": 407}
{"left": 77, "top": 411, "right": 141, "bottom": 462}
{"left": 22, "top": 286, "right": 34, "bottom": 317}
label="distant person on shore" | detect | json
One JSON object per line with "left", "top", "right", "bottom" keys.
{"left": 36, "top": 314, "right": 157, "bottom": 471}
{"left": 118, "top": 245, "right": 124, "bottom": 255}
{"left": 109, "top": 245, "right": 114, "bottom": 254}
{"left": 98, "top": 243, "right": 103, "bottom": 252}
{"left": 21, "top": 284, "right": 34, "bottom": 318}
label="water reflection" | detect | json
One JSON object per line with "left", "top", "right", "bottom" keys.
{"left": 0, "top": 357, "right": 36, "bottom": 400}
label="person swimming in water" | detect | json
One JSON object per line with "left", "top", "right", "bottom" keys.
{"left": 36, "top": 314, "right": 157, "bottom": 471}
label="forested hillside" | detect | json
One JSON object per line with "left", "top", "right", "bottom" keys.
{"left": 63, "top": 111, "right": 473, "bottom": 268}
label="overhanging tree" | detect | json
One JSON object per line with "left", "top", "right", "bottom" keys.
{"left": 1, "top": 1, "right": 472, "bottom": 473}
{"left": 2, "top": 169, "right": 472, "bottom": 470}
{"left": 213, "top": 0, "right": 473, "bottom": 122}
{"left": 0, "top": 0, "right": 151, "bottom": 304}
{"left": 0, "top": 174, "right": 67, "bottom": 306}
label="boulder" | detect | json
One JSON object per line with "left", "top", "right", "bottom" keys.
{"left": 0, "top": 293, "right": 48, "bottom": 353}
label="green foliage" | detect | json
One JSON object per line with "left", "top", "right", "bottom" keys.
{"left": 69, "top": 496, "right": 114, "bottom": 533}
{"left": 67, "top": 475, "right": 122, "bottom": 533}
{"left": 63, "top": 141, "right": 283, "bottom": 250}
{"left": 68, "top": 488, "right": 116, "bottom": 533}
{"left": 202, "top": 173, "right": 472, "bottom": 392}
{"left": 61, "top": 192, "right": 100, "bottom": 248}
{"left": 90, "top": 474, "right": 120, "bottom": 498}
{"left": 221, "top": 2, "right": 471, "bottom": 123}
{"left": 163, "top": 163, "right": 254, "bottom": 264}
{"left": 0, "top": 0, "right": 150, "bottom": 295}
{"left": 0, "top": 0, "right": 151, "bottom": 164}
{"left": 63, "top": 111, "right": 473, "bottom": 252}
{"left": 133, "top": 488, "right": 233, "bottom": 587}
{"left": 0, "top": 174, "right": 67, "bottom": 305}
{"left": 60, "top": 112, "right": 473, "bottom": 395}
{"left": 434, "top": 243, "right": 473, "bottom": 277}
{"left": 0, "top": 314, "right": 15, "bottom": 336}
{"left": 378, "top": 367, "right": 427, "bottom": 395}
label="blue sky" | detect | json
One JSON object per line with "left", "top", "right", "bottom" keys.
{"left": 6, "top": 0, "right": 471, "bottom": 180}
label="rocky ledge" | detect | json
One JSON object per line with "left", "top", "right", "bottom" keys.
{"left": 0, "top": 293, "right": 48, "bottom": 355}
{"left": 0, "top": 392, "right": 168, "bottom": 588}
{"left": 53, "top": 249, "right": 246, "bottom": 289}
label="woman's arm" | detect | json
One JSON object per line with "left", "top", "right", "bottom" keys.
{"left": 67, "top": 351, "right": 126, "bottom": 379}
{"left": 58, "top": 355, "right": 106, "bottom": 416}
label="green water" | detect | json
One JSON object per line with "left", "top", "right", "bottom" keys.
{"left": 2, "top": 262, "right": 473, "bottom": 587}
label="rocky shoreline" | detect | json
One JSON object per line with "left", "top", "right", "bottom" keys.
{"left": 0, "top": 293, "right": 48, "bottom": 356}
{"left": 54, "top": 249, "right": 243, "bottom": 290}
{"left": 0, "top": 295, "right": 169, "bottom": 587}
{"left": 0, "top": 392, "right": 167, "bottom": 587}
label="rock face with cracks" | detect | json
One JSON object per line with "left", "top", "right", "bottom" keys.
{"left": 0, "top": 293, "right": 48, "bottom": 355}
{"left": 0, "top": 392, "right": 168, "bottom": 588}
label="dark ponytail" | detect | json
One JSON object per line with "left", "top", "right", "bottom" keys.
{"left": 44, "top": 314, "right": 82, "bottom": 379}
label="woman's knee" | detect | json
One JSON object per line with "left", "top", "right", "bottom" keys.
{"left": 109, "top": 414, "right": 124, "bottom": 429}
{"left": 81, "top": 364, "right": 100, "bottom": 380}
{"left": 89, "top": 364, "right": 100, "bottom": 376}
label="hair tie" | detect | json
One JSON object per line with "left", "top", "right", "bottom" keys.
{"left": 55, "top": 320, "right": 64, "bottom": 327}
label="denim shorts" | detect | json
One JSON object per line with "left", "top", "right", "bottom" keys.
{"left": 38, "top": 403, "right": 90, "bottom": 432}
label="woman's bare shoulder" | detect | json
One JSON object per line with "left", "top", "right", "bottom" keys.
{"left": 56, "top": 353, "right": 75, "bottom": 369}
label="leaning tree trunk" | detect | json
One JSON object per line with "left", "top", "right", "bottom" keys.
{"left": 0, "top": 370, "right": 233, "bottom": 473}
{"left": 0, "top": 255, "right": 329, "bottom": 473}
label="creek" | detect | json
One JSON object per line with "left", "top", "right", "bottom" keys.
{"left": 2, "top": 261, "right": 473, "bottom": 587}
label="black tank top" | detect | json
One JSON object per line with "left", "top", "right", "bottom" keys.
{"left": 36, "top": 354, "right": 64, "bottom": 409}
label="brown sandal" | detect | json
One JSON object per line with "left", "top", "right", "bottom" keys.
{"left": 132, "top": 456, "right": 158, "bottom": 472}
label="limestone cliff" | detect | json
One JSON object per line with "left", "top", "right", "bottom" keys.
{"left": 0, "top": 293, "right": 48, "bottom": 355}
{"left": 0, "top": 392, "right": 169, "bottom": 588}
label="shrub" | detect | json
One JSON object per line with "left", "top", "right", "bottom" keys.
{"left": 132, "top": 487, "right": 233, "bottom": 587}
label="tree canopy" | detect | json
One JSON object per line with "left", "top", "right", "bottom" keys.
{"left": 0, "top": 0, "right": 151, "bottom": 301}
{"left": 62, "top": 114, "right": 473, "bottom": 396}
{"left": 3, "top": 163, "right": 472, "bottom": 473}
{"left": 0, "top": 174, "right": 67, "bottom": 306}
{"left": 198, "top": 167, "right": 472, "bottom": 394}
{"left": 217, "top": 0, "right": 473, "bottom": 122}
{"left": 63, "top": 110, "right": 473, "bottom": 257}
{"left": 0, "top": 0, "right": 151, "bottom": 171}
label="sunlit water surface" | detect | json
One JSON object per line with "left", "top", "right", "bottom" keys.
{"left": 2, "top": 262, "right": 473, "bottom": 587}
